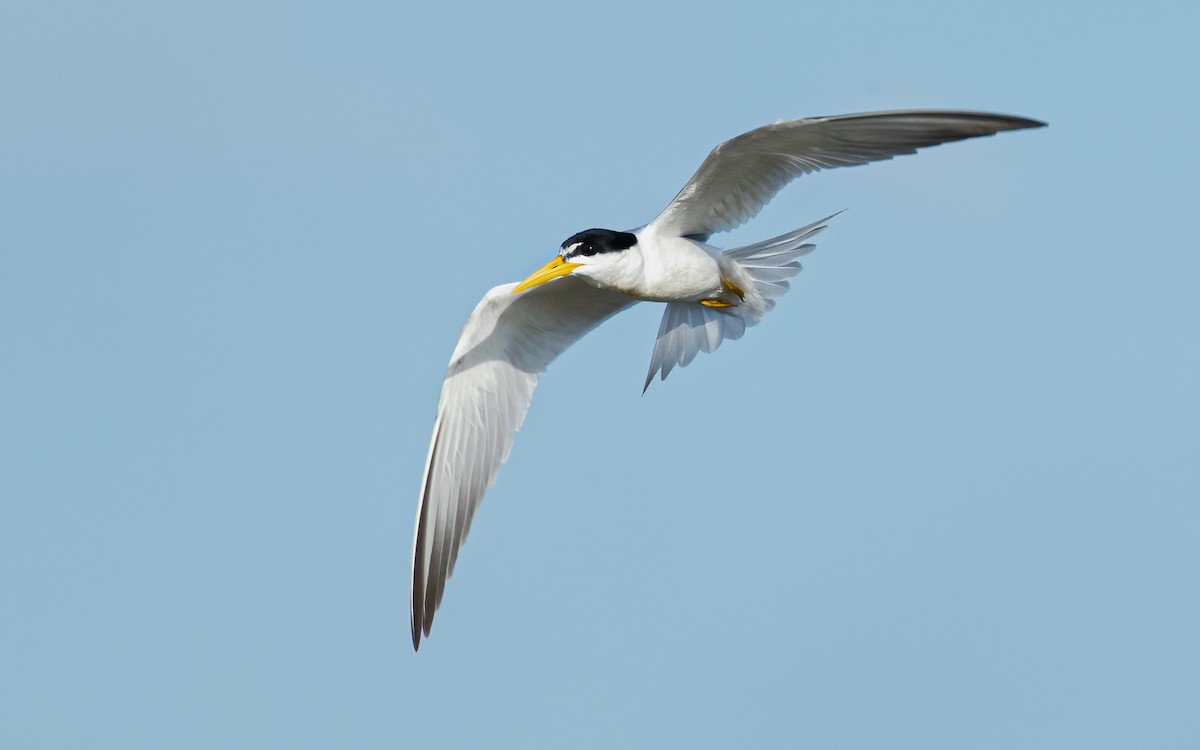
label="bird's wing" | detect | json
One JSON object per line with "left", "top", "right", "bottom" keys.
{"left": 410, "top": 277, "right": 633, "bottom": 650}
{"left": 646, "top": 110, "right": 1046, "bottom": 239}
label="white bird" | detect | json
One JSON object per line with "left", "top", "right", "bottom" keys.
{"left": 409, "top": 109, "right": 1045, "bottom": 649}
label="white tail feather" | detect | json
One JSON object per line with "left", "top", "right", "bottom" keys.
{"left": 643, "top": 213, "right": 840, "bottom": 390}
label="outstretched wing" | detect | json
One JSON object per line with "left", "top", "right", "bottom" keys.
{"left": 411, "top": 277, "right": 633, "bottom": 650}
{"left": 647, "top": 110, "right": 1046, "bottom": 239}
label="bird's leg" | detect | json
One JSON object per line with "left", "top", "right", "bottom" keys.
{"left": 699, "top": 277, "right": 746, "bottom": 309}
{"left": 722, "top": 276, "right": 746, "bottom": 301}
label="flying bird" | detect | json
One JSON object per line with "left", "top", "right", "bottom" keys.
{"left": 410, "top": 109, "right": 1045, "bottom": 649}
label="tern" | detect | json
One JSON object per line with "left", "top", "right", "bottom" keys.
{"left": 410, "top": 109, "right": 1045, "bottom": 649}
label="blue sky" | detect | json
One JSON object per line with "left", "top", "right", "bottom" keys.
{"left": 2, "top": 1, "right": 1198, "bottom": 747}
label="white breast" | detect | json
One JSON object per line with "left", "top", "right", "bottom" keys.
{"left": 632, "top": 231, "right": 722, "bottom": 302}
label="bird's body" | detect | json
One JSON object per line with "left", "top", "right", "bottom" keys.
{"left": 605, "top": 231, "right": 723, "bottom": 301}
{"left": 410, "top": 109, "right": 1046, "bottom": 649}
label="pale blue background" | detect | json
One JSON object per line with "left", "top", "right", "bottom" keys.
{"left": 2, "top": 1, "right": 1197, "bottom": 747}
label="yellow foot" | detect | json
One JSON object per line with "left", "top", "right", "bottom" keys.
{"left": 699, "top": 299, "right": 733, "bottom": 308}
{"left": 722, "top": 276, "right": 746, "bottom": 301}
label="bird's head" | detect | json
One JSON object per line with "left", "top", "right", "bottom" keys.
{"left": 513, "top": 228, "right": 641, "bottom": 294}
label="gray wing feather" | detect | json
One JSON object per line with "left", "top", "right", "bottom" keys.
{"left": 648, "top": 110, "right": 1046, "bottom": 239}
{"left": 410, "top": 277, "right": 633, "bottom": 650}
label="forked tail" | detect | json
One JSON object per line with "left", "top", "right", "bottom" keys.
{"left": 643, "top": 212, "right": 840, "bottom": 391}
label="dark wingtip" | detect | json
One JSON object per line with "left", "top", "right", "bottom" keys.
{"left": 1006, "top": 115, "right": 1048, "bottom": 130}
{"left": 411, "top": 554, "right": 424, "bottom": 651}
{"left": 410, "top": 562, "right": 425, "bottom": 652}
{"left": 941, "top": 111, "right": 1048, "bottom": 133}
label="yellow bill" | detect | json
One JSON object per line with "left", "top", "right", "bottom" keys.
{"left": 512, "top": 256, "right": 582, "bottom": 293}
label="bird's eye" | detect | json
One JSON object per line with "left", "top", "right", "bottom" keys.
{"left": 579, "top": 243, "right": 598, "bottom": 257}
